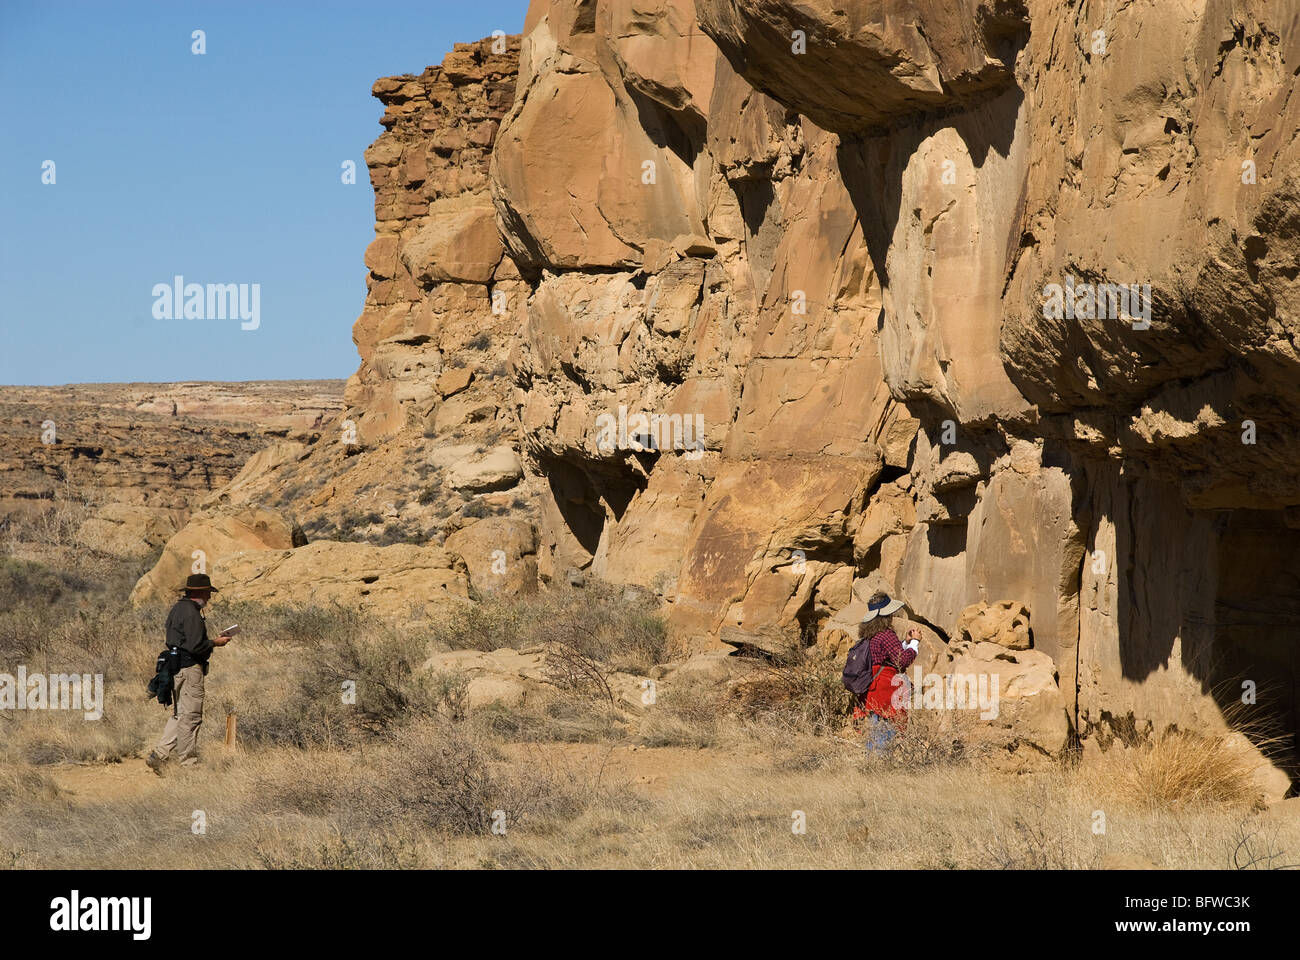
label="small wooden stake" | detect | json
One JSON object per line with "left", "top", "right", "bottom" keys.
{"left": 225, "top": 712, "right": 237, "bottom": 750}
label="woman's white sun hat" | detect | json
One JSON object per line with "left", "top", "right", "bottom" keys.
{"left": 860, "top": 591, "right": 905, "bottom": 622}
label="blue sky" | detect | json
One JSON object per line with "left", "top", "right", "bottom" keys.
{"left": 0, "top": 0, "right": 528, "bottom": 386}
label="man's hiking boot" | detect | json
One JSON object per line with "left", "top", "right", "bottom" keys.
{"left": 145, "top": 752, "right": 168, "bottom": 777}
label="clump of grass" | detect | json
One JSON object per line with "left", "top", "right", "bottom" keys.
{"left": 0, "top": 767, "right": 60, "bottom": 809}
{"left": 1103, "top": 728, "right": 1263, "bottom": 809}
{"left": 636, "top": 705, "right": 718, "bottom": 749}
{"left": 629, "top": 673, "right": 720, "bottom": 748}
{"left": 253, "top": 829, "right": 429, "bottom": 869}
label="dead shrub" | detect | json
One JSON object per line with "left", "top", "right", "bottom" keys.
{"left": 346, "top": 720, "right": 586, "bottom": 836}
{"left": 1228, "top": 816, "right": 1300, "bottom": 870}
{"left": 880, "top": 706, "right": 984, "bottom": 769}
{"left": 232, "top": 604, "right": 440, "bottom": 749}
{"left": 728, "top": 652, "right": 853, "bottom": 736}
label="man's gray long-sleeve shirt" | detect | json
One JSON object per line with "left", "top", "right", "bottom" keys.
{"left": 165, "top": 598, "right": 213, "bottom": 669}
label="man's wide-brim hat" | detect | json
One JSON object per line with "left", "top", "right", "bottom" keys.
{"left": 860, "top": 592, "right": 904, "bottom": 622}
{"left": 178, "top": 573, "right": 219, "bottom": 594}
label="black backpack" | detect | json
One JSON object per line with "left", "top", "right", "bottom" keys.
{"left": 146, "top": 647, "right": 182, "bottom": 706}
{"left": 842, "top": 637, "right": 884, "bottom": 696}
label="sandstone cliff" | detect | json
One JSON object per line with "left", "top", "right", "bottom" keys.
{"left": 155, "top": 1, "right": 1300, "bottom": 782}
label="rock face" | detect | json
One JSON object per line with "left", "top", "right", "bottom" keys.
{"left": 349, "top": 37, "right": 525, "bottom": 444}
{"left": 137, "top": 4, "right": 1300, "bottom": 780}
{"left": 483, "top": 0, "right": 1300, "bottom": 778}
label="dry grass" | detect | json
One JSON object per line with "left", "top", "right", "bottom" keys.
{"left": 431, "top": 582, "right": 667, "bottom": 674}
{"left": 1085, "top": 728, "right": 1263, "bottom": 809}
{"left": 2, "top": 525, "right": 1297, "bottom": 869}
{"left": 0, "top": 479, "right": 102, "bottom": 556}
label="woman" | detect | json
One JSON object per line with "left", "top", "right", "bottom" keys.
{"left": 852, "top": 592, "right": 921, "bottom": 749}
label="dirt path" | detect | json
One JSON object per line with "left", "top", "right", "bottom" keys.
{"left": 40, "top": 742, "right": 756, "bottom": 807}
{"left": 43, "top": 758, "right": 169, "bottom": 804}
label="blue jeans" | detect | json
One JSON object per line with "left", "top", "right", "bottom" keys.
{"left": 864, "top": 714, "right": 897, "bottom": 752}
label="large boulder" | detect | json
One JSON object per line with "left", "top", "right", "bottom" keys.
{"left": 130, "top": 507, "right": 306, "bottom": 605}
{"left": 954, "top": 600, "right": 1032, "bottom": 651}
{"left": 422, "top": 646, "right": 651, "bottom": 712}
{"left": 445, "top": 446, "right": 524, "bottom": 493}
{"left": 443, "top": 516, "right": 539, "bottom": 596}
{"left": 400, "top": 193, "right": 504, "bottom": 285}
{"left": 211, "top": 540, "right": 469, "bottom": 620}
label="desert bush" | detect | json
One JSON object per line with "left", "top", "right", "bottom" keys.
{"left": 375, "top": 521, "right": 422, "bottom": 546}
{"left": 0, "top": 555, "right": 157, "bottom": 676}
{"left": 728, "top": 652, "right": 853, "bottom": 736}
{"left": 880, "top": 705, "right": 984, "bottom": 769}
{"left": 0, "top": 480, "right": 100, "bottom": 552}
{"left": 0, "top": 557, "right": 92, "bottom": 602}
{"left": 981, "top": 811, "right": 1094, "bottom": 869}
{"left": 231, "top": 604, "right": 441, "bottom": 749}
{"left": 343, "top": 720, "right": 586, "bottom": 836}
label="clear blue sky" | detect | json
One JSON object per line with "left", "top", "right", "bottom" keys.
{"left": 0, "top": 0, "right": 528, "bottom": 386}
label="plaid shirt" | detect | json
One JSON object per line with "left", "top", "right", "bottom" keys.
{"left": 868, "top": 628, "right": 916, "bottom": 674}
{"left": 853, "top": 627, "right": 917, "bottom": 723}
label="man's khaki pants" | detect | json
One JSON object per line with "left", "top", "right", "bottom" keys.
{"left": 155, "top": 664, "right": 205, "bottom": 765}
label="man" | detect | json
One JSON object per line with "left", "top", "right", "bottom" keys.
{"left": 145, "top": 573, "right": 232, "bottom": 775}
{"left": 851, "top": 592, "right": 921, "bottom": 750}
